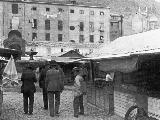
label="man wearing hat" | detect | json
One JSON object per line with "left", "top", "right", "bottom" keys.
{"left": 45, "top": 60, "right": 64, "bottom": 117}
{"left": 21, "top": 64, "right": 37, "bottom": 115}
{"left": 39, "top": 61, "right": 50, "bottom": 110}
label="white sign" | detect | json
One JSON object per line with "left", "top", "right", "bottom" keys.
{"left": 12, "top": 17, "right": 19, "bottom": 30}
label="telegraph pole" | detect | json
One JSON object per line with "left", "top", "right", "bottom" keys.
{"left": 2, "top": 0, "right": 4, "bottom": 36}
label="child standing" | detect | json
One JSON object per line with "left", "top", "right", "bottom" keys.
{"left": 73, "top": 68, "right": 85, "bottom": 118}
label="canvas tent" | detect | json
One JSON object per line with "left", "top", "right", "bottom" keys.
{"left": 51, "top": 50, "right": 84, "bottom": 63}
{"left": 87, "top": 29, "right": 160, "bottom": 73}
{"left": 84, "top": 29, "right": 160, "bottom": 119}
{"left": 90, "top": 29, "right": 160, "bottom": 58}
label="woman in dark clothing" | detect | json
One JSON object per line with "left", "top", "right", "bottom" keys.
{"left": 21, "top": 65, "right": 37, "bottom": 115}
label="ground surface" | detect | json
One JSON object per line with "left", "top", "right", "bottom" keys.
{"left": 0, "top": 85, "right": 123, "bottom": 120}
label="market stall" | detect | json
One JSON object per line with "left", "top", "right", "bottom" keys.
{"left": 51, "top": 50, "right": 85, "bottom": 85}
{"left": 85, "top": 29, "right": 160, "bottom": 120}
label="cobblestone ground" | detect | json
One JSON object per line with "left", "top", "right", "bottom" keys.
{"left": 0, "top": 87, "right": 123, "bottom": 120}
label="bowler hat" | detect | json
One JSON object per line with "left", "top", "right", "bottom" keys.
{"left": 49, "top": 60, "right": 57, "bottom": 66}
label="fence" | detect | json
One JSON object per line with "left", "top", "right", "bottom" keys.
{"left": 86, "top": 80, "right": 114, "bottom": 117}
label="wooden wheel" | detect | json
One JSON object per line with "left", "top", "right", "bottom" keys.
{"left": 125, "top": 105, "right": 150, "bottom": 120}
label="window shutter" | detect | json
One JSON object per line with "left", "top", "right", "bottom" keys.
{"left": 45, "top": 33, "right": 50, "bottom": 41}
{"left": 80, "top": 22, "right": 84, "bottom": 31}
{"left": 58, "top": 20, "right": 63, "bottom": 31}
{"left": 58, "top": 34, "right": 63, "bottom": 42}
{"left": 12, "top": 4, "right": 18, "bottom": 14}
{"left": 45, "top": 20, "right": 50, "bottom": 30}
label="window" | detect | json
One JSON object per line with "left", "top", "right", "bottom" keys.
{"left": 46, "top": 8, "right": 50, "bottom": 12}
{"left": 58, "top": 8, "right": 63, "bottom": 12}
{"left": 70, "top": 40, "right": 75, "bottom": 43}
{"left": 100, "top": 35, "right": 104, "bottom": 41}
{"left": 58, "top": 20, "right": 63, "bottom": 31}
{"left": 12, "top": 4, "right": 18, "bottom": 14}
{"left": 99, "top": 23, "right": 104, "bottom": 32}
{"left": 80, "top": 22, "right": 84, "bottom": 31}
{"left": 32, "top": 33, "right": 37, "bottom": 41}
{"left": 32, "top": 19, "right": 37, "bottom": 29}
{"left": 32, "top": 7, "right": 37, "bottom": 11}
{"left": 58, "top": 34, "right": 63, "bottom": 42}
{"left": 90, "top": 35, "right": 94, "bottom": 43}
{"left": 89, "top": 22, "right": 94, "bottom": 32}
{"left": 70, "top": 9, "right": 74, "bottom": 13}
{"left": 90, "top": 11, "right": 94, "bottom": 15}
{"left": 111, "top": 22, "right": 119, "bottom": 29}
{"left": 80, "top": 10, "right": 84, "bottom": 14}
{"left": 79, "top": 35, "right": 84, "bottom": 43}
{"left": 100, "top": 11, "right": 104, "bottom": 15}
{"left": 110, "top": 22, "right": 113, "bottom": 27}
{"left": 45, "top": 20, "right": 50, "bottom": 30}
{"left": 45, "top": 33, "right": 50, "bottom": 41}
{"left": 70, "top": 26, "right": 75, "bottom": 30}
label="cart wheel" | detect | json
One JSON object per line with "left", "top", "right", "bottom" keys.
{"left": 125, "top": 105, "right": 150, "bottom": 120}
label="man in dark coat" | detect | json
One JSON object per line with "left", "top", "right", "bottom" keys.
{"left": 45, "top": 61, "right": 64, "bottom": 117}
{"left": 21, "top": 65, "right": 37, "bottom": 115}
{"left": 39, "top": 62, "right": 50, "bottom": 110}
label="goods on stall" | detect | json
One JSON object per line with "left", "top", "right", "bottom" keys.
{"left": 2, "top": 55, "right": 18, "bottom": 87}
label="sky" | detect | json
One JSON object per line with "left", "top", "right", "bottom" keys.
{"left": 155, "top": 0, "right": 160, "bottom": 2}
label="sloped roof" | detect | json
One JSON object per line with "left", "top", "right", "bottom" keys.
{"left": 89, "top": 29, "right": 160, "bottom": 59}
{"left": 51, "top": 57, "right": 81, "bottom": 63}
{"left": 59, "top": 50, "right": 84, "bottom": 58}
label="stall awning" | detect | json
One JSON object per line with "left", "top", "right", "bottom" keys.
{"left": 87, "top": 52, "right": 160, "bottom": 73}
{"left": 98, "top": 55, "right": 138, "bottom": 73}
{"left": 51, "top": 57, "right": 81, "bottom": 63}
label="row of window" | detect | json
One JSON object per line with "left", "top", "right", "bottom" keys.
{"left": 31, "top": 19, "right": 104, "bottom": 32}
{"left": 32, "top": 33, "right": 104, "bottom": 43}
{"left": 12, "top": 4, "right": 105, "bottom": 16}
{"left": 12, "top": 4, "right": 63, "bottom": 14}
{"left": 31, "top": 6, "right": 64, "bottom": 12}
{"left": 32, "top": 33, "right": 64, "bottom": 42}
{"left": 70, "top": 9, "right": 104, "bottom": 15}
{"left": 31, "top": 19, "right": 63, "bottom": 30}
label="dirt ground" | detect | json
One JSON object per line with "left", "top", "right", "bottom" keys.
{"left": 0, "top": 85, "right": 123, "bottom": 120}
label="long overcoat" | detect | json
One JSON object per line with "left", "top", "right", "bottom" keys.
{"left": 45, "top": 67, "right": 64, "bottom": 92}
{"left": 21, "top": 68, "right": 37, "bottom": 93}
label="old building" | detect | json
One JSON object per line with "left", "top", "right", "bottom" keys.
{"left": 0, "top": 0, "right": 111, "bottom": 56}
{"left": 110, "top": 14, "right": 123, "bottom": 41}
{"left": 131, "top": 7, "right": 159, "bottom": 34}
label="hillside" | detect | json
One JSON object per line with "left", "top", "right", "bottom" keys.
{"left": 44, "top": 0, "right": 160, "bottom": 16}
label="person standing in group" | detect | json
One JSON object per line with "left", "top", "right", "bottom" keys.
{"left": 21, "top": 65, "right": 37, "bottom": 115}
{"left": 39, "top": 62, "right": 50, "bottom": 110}
{"left": 73, "top": 68, "right": 87, "bottom": 118}
{"left": 80, "top": 63, "right": 88, "bottom": 81}
{"left": 45, "top": 60, "right": 64, "bottom": 117}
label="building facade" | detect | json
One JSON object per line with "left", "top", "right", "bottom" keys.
{"left": 131, "top": 7, "right": 159, "bottom": 34}
{"left": 0, "top": 0, "right": 111, "bottom": 56}
{"left": 110, "top": 14, "right": 123, "bottom": 41}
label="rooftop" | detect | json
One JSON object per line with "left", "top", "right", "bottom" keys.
{"left": 0, "top": 0, "right": 110, "bottom": 9}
